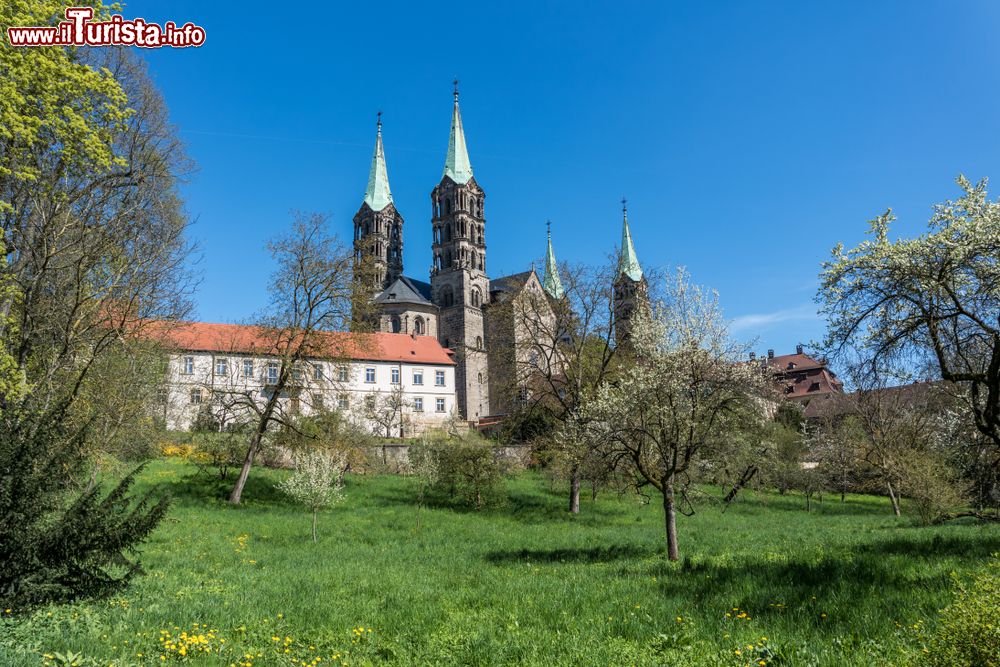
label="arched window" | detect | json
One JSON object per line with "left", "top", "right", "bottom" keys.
{"left": 444, "top": 199, "right": 451, "bottom": 215}
{"left": 414, "top": 317, "right": 425, "bottom": 335}
{"left": 476, "top": 335, "right": 483, "bottom": 349}
{"left": 471, "top": 287, "right": 481, "bottom": 307}
{"left": 440, "top": 285, "right": 454, "bottom": 308}
{"left": 445, "top": 223, "right": 452, "bottom": 242}
{"left": 444, "top": 250, "right": 452, "bottom": 268}
{"left": 390, "top": 315, "right": 401, "bottom": 333}
{"left": 478, "top": 372, "right": 483, "bottom": 384}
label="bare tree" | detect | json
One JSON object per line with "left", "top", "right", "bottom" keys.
{"left": 489, "top": 261, "right": 631, "bottom": 513}
{"left": 226, "top": 214, "right": 368, "bottom": 505}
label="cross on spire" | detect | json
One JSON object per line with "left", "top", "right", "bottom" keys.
{"left": 453, "top": 78, "right": 460, "bottom": 101}
{"left": 621, "top": 197, "right": 628, "bottom": 214}
{"left": 376, "top": 110, "right": 382, "bottom": 131}
{"left": 546, "top": 219, "right": 552, "bottom": 237}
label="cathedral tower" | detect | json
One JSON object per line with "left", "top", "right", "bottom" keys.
{"left": 613, "top": 199, "right": 649, "bottom": 348}
{"left": 353, "top": 113, "right": 404, "bottom": 292}
{"left": 430, "top": 83, "right": 490, "bottom": 421}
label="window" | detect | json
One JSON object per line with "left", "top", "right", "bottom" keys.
{"left": 215, "top": 358, "right": 228, "bottom": 376}
{"left": 413, "top": 369, "right": 423, "bottom": 385}
{"left": 189, "top": 388, "right": 202, "bottom": 405}
{"left": 413, "top": 397, "right": 423, "bottom": 412}
{"left": 365, "top": 367, "right": 376, "bottom": 383}
{"left": 391, "top": 368, "right": 400, "bottom": 384}
{"left": 478, "top": 372, "right": 483, "bottom": 384}
{"left": 291, "top": 368, "right": 303, "bottom": 381}
{"left": 414, "top": 317, "right": 425, "bottom": 335}
{"left": 435, "top": 370, "right": 445, "bottom": 386}
{"left": 182, "top": 356, "right": 194, "bottom": 375}
{"left": 471, "top": 287, "right": 481, "bottom": 307}
{"left": 337, "top": 395, "right": 349, "bottom": 410}
{"left": 267, "top": 362, "right": 279, "bottom": 384}
{"left": 436, "top": 398, "right": 446, "bottom": 413}
{"left": 312, "top": 393, "right": 324, "bottom": 411}
{"left": 364, "top": 395, "right": 376, "bottom": 409}
{"left": 313, "top": 364, "right": 324, "bottom": 380}
{"left": 338, "top": 366, "right": 349, "bottom": 382}
{"left": 243, "top": 359, "right": 254, "bottom": 378}
{"left": 391, "top": 315, "right": 401, "bottom": 333}
{"left": 476, "top": 336, "right": 483, "bottom": 349}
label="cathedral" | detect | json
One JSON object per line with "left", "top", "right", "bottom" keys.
{"left": 351, "top": 85, "right": 647, "bottom": 424}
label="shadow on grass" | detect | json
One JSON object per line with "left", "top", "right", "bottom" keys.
{"left": 164, "top": 468, "right": 291, "bottom": 508}
{"left": 484, "top": 543, "right": 657, "bottom": 564}
{"left": 636, "top": 529, "right": 1000, "bottom": 628}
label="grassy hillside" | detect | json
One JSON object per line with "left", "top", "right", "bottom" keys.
{"left": 2, "top": 458, "right": 997, "bottom": 666}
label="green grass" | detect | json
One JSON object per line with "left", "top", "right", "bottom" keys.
{"left": 2, "top": 458, "right": 998, "bottom": 666}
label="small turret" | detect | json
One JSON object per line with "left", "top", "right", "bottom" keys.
{"left": 542, "top": 221, "right": 565, "bottom": 299}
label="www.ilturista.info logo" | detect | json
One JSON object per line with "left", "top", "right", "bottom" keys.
{"left": 6, "top": 7, "right": 205, "bottom": 48}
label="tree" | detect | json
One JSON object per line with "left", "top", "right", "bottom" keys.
{"left": 0, "top": 34, "right": 192, "bottom": 606}
{"left": 819, "top": 176, "right": 1000, "bottom": 476}
{"left": 362, "top": 384, "right": 409, "bottom": 439}
{"left": 489, "top": 261, "right": 629, "bottom": 513}
{"left": 226, "top": 214, "right": 366, "bottom": 505}
{"left": 572, "top": 270, "right": 772, "bottom": 560}
{"left": 279, "top": 449, "right": 347, "bottom": 542}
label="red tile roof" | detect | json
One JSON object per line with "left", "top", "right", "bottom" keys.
{"left": 147, "top": 321, "right": 455, "bottom": 365}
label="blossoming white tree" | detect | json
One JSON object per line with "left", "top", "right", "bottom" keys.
{"left": 279, "top": 449, "right": 347, "bottom": 542}
{"left": 572, "top": 270, "right": 772, "bottom": 560}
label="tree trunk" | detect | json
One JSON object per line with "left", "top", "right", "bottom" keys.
{"left": 663, "top": 476, "right": 679, "bottom": 561}
{"left": 591, "top": 480, "right": 598, "bottom": 502}
{"left": 312, "top": 509, "right": 318, "bottom": 542}
{"left": 886, "top": 480, "right": 901, "bottom": 517}
{"left": 722, "top": 465, "right": 757, "bottom": 508}
{"left": 569, "top": 467, "right": 581, "bottom": 514}
{"left": 228, "top": 435, "right": 260, "bottom": 504}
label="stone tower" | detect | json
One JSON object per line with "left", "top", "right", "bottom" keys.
{"left": 430, "top": 84, "right": 490, "bottom": 421}
{"left": 613, "top": 199, "right": 649, "bottom": 348}
{"left": 353, "top": 113, "right": 404, "bottom": 292}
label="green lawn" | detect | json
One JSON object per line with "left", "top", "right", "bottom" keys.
{"left": 2, "top": 458, "right": 997, "bottom": 666}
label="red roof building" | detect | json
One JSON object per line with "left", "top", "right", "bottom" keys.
{"left": 149, "top": 321, "right": 455, "bottom": 366}
{"left": 760, "top": 344, "right": 844, "bottom": 406}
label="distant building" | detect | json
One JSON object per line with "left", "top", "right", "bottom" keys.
{"left": 154, "top": 322, "right": 456, "bottom": 435}
{"left": 758, "top": 344, "right": 844, "bottom": 407}
{"left": 353, "top": 84, "right": 649, "bottom": 424}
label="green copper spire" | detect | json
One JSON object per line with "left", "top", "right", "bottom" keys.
{"left": 542, "top": 221, "right": 565, "bottom": 299}
{"left": 443, "top": 80, "right": 474, "bottom": 184}
{"left": 364, "top": 112, "right": 393, "bottom": 211}
{"left": 617, "top": 198, "right": 643, "bottom": 282}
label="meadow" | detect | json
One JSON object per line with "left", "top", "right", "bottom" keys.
{"left": 1, "top": 458, "right": 997, "bottom": 667}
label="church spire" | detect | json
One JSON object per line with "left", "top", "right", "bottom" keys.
{"left": 443, "top": 80, "right": 474, "bottom": 185}
{"left": 364, "top": 112, "right": 393, "bottom": 211}
{"left": 617, "top": 198, "right": 643, "bottom": 282}
{"left": 542, "top": 221, "right": 565, "bottom": 299}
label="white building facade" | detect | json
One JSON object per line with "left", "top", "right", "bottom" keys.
{"left": 155, "top": 322, "right": 457, "bottom": 436}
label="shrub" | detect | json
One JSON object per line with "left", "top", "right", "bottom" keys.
{"left": 278, "top": 449, "right": 347, "bottom": 542}
{"left": 0, "top": 414, "right": 170, "bottom": 608}
{"left": 411, "top": 430, "right": 506, "bottom": 510}
{"left": 922, "top": 556, "right": 1000, "bottom": 666}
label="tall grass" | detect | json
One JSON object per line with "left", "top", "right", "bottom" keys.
{"left": 1, "top": 458, "right": 997, "bottom": 666}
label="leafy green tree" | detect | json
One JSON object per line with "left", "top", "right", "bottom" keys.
{"left": 0, "top": 9, "right": 192, "bottom": 606}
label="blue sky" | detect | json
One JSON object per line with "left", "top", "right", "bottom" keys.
{"left": 126, "top": 0, "right": 1000, "bottom": 355}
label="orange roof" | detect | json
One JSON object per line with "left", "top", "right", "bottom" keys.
{"left": 147, "top": 321, "right": 455, "bottom": 365}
